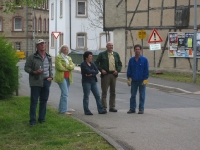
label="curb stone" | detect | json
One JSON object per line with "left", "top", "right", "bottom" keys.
{"left": 71, "top": 115, "right": 124, "bottom": 150}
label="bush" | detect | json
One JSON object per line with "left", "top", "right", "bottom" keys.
{"left": 0, "top": 36, "right": 19, "bottom": 99}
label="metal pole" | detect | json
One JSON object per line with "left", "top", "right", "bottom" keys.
{"left": 193, "top": 0, "right": 197, "bottom": 83}
{"left": 55, "top": 0, "right": 57, "bottom": 57}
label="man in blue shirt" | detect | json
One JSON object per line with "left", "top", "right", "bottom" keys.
{"left": 127, "top": 44, "right": 149, "bottom": 114}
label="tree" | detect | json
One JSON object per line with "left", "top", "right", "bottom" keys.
{"left": 88, "top": 0, "right": 103, "bottom": 30}
{"left": 0, "top": 36, "right": 19, "bottom": 99}
{"left": 2, "top": 0, "right": 46, "bottom": 13}
{"left": 88, "top": 0, "right": 110, "bottom": 42}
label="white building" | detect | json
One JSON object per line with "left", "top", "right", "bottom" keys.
{"left": 49, "top": 0, "right": 113, "bottom": 58}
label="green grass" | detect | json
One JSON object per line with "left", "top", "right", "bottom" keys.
{"left": 150, "top": 71, "right": 200, "bottom": 84}
{"left": 0, "top": 96, "right": 115, "bottom": 150}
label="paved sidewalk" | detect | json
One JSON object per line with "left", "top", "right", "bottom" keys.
{"left": 73, "top": 66, "right": 200, "bottom": 95}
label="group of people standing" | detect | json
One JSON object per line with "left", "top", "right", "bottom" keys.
{"left": 24, "top": 39, "right": 149, "bottom": 126}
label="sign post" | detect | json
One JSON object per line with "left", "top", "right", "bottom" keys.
{"left": 52, "top": 31, "right": 61, "bottom": 57}
{"left": 138, "top": 30, "right": 146, "bottom": 55}
{"left": 148, "top": 29, "right": 163, "bottom": 74}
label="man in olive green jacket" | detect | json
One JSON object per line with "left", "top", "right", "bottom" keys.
{"left": 95, "top": 42, "right": 122, "bottom": 112}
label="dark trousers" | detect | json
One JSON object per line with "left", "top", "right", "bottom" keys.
{"left": 101, "top": 74, "right": 116, "bottom": 109}
{"left": 30, "top": 80, "right": 50, "bottom": 124}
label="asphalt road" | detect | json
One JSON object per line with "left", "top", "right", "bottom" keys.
{"left": 18, "top": 60, "right": 200, "bottom": 150}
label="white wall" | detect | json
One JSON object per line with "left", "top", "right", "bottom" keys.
{"left": 49, "top": 0, "right": 113, "bottom": 58}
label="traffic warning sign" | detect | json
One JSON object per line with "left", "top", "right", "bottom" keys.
{"left": 148, "top": 29, "right": 163, "bottom": 43}
{"left": 52, "top": 32, "right": 61, "bottom": 39}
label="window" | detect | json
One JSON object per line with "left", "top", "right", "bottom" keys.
{"left": 59, "top": 33, "right": 64, "bottom": 47}
{"left": 38, "top": 17, "right": 42, "bottom": 31}
{"left": 43, "top": 19, "right": 46, "bottom": 32}
{"left": 0, "top": 18, "right": 2, "bottom": 31}
{"left": 60, "top": 0, "right": 63, "bottom": 17}
{"left": 33, "top": 17, "right": 37, "bottom": 31}
{"left": 15, "top": 42, "right": 21, "bottom": 50}
{"left": 51, "top": 34, "right": 54, "bottom": 47}
{"left": 14, "top": 17, "right": 22, "bottom": 31}
{"left": 100, "top": 32, "right": 110, "bottom": 49}
{"left": 77, "top": 33, "right": 87, "bottom": 49}
{"left": 76, "top": 0, "right": 87, "bottom": 17}
{"left": 51, "top": 3, "right": 54, "bottom": 20}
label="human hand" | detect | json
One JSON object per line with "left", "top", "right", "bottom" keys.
{"left": 113, "top": 71, "right": 118, "bottom": 75}
{"left": 101, "top": 69, "right": 107, "bottom": 74}
{"left": 34, "top": 66, "right": 43, "bottom": 74}
{"left": 86, "top": 74, "right": 92, "bottom": 76}
{"left": 142, "top": 79, "right": 148, "bottom": 85}
{"left": 47, "top": 78, "right": 53, "bottom": 81}
{"left": 127, "top": 78, "right": 131, "bottom": 86}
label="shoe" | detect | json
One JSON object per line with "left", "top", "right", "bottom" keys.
{"left": 109, "top": 108, "right": 117, "bottom": 112}
{"left": 85, "top": 112, "right": 93, "bottom": 115}
{"left": 99, "top": 110, "right": 107, "bottom": 114}
{"left": 68, "top": 108, "right": 75, "bottom": 112}
{"left": 127, "top": 109, "right": 136, "bottom": 114}
{"left": 38, "top": 121, "right": 46, "bottom": 123}
{"left": 64, "top": 112, "right": 72, "bottom": 115}
{"left": 138, "top": 110, "right": 144, "bottom": 114}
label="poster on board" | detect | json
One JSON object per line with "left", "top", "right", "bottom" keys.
{"left": 168, "top": 32, "right": 200, "bottom": 58}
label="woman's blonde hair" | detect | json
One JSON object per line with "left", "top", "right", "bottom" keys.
{"left": 59, "top": 45, "right": 71, "bottom": 55}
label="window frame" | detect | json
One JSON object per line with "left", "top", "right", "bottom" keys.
{"left": 33, "top": 17, "right": 37, "bottom": 32}
{"left": 60, "top": 0, "right": 63, "bottom": 18}
{"left": 38, "top": 17, "right": 42, "bottom": 32}
{"left": 59, "top": 33, "right": 64, "bottom": 47}
{"left": 76, "top": 32, "right": 87, "bottom": 50}
{"left": 99, "top": 32, "right": 110, "bottom": 50}
{"left": 43, "top": 18, "right": 46, "bottom": 33}
{"left": 76, "top": 0, "right": 88, "bottom": 18}
{"left": 13, "top": 17, "right": 23, "bottom": 31}
{"left": 51, "top": 3, "right": 54, "bottom": 20}
{"left": 15, "top": 42, "right": 21, "bottom": 50}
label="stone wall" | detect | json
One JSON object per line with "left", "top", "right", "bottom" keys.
{"left": 0, "top": 6, "right": 49, "bottom": 56}
{"left": 104, "top": 0, "right": 200, "bottom": 71}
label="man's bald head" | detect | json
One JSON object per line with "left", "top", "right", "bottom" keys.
{"left": 106, "top": 42, "right": 113, "bottom": 53}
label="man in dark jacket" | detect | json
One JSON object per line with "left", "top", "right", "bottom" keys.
{"left": 24, "top": 39, "right": 53, "bottom": 126}
{"left": 95, "top": 42, "right": 122, "bottom": 112}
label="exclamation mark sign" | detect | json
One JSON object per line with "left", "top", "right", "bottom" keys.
{"left": 154, "top": 32, "right": 156, "bottom": 41}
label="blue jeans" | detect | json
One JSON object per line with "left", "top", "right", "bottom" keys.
{"left": 82, "top": 81, "right": 105, "bottom": 114}
{"left": 30, "top": 80, "right": 51, "bottom": 124}
{"left": 57, "top": 78, "right": 70, "bottom": 113}
{"left": 130, "top": 81, "right": 146, "bottom": 111}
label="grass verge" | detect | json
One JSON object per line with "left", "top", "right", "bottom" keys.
{"left": 150, "top": 71, "right": 200, "bottom": 84}
{"left": 0, "top": 96, "right": 115, "bottom": 150}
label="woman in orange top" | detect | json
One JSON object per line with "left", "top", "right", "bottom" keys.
{"left": 54, "top": 45, "right": 75, "bottom": 115}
